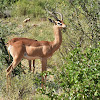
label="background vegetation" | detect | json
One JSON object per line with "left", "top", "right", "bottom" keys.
{"left": 0, "top": 0, "right": 100, "bottom": 99}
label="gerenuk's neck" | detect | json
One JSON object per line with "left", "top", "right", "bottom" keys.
{"left": 52, "top": 26, "right": 62, "bottom": 52}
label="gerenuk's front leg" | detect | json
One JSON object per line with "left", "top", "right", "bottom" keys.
{"left": 41, "top": 58, "right": 47, "bottom": 88}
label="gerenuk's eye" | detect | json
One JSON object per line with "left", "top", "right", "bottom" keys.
{"left": 57, "top": 22, "right": 62, "bottom": 26}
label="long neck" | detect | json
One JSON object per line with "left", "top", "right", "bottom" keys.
{"left": 52, "top": 25, "right": 62, "bottom": 51}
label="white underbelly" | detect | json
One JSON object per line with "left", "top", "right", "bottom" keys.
{"left": 23, "top": 52, "right": 41, "bottom": 60}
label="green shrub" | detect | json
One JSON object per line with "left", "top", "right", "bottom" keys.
{"left": 54, "top": 44, "right": 100, "bottom": 99}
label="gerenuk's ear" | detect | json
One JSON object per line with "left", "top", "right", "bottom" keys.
{"left": 48, "top": 18, "right": 55, "bottom": 24}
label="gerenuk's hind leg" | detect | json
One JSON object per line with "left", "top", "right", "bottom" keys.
{"left": 6, "top": 63, "right": 12, "bottom": 91}
{"left": 29, "top": 60, "right": 31, "bottom": 71}
{"left": 6, "top": 56, "right": 22, "bottom": 91}
{"left": 29, "top": 60, "right": 35, "bottom": 73}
